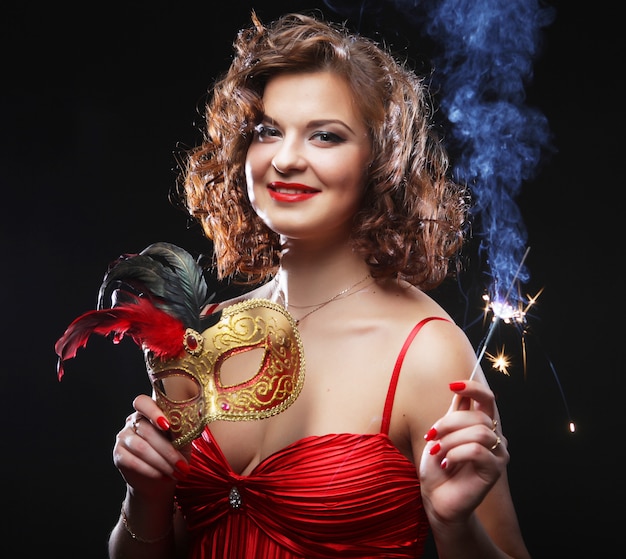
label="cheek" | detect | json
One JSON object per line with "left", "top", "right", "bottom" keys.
{"left": 244, "top": 156, "right": 265, "bottom": 209}
{"left": 245, "top": 145, "right": 270, "bottom": 191}
{"left": 322, "top": 159, "right": 368, "bottom": 196}
{"left": 244, "top": 156, "right": 269, "bottom": 220}
{"left": 318, "top": 145, "right": 370, "bottom": 189}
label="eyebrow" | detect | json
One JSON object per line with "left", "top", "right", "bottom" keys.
{"left": 308, "top": 119, "right": 356, "bottom": 134}
{"left": 262, "top": 115, "right": 356, "bottom": 135}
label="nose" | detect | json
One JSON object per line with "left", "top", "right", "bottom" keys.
{"left": 271, "top": 137, "right": 306, "bottom": 174}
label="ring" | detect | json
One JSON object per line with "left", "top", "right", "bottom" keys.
{"left": 132, "top": 417, "right": 143, "bottom": 435}
{"left": 492, "top": 419, "right": 498, "bottom": 431}
{"left": 490, "top": 435, "right": 501, "bottom": 451}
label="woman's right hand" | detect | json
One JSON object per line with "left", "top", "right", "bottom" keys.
{"left": 113, "top": 394, "right": 190, "bottom": 499}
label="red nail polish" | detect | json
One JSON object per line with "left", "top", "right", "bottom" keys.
{"left": 429, "top": 442, "right": 441, "bottom": 456}
{"left": 175, "top": 460, "right": 190, "bottom": 476}
{"left": 424, "top": 427, "right": 437, "bottom": 441}
{"left": 157, "top": 416, "right": 171, "bottom": 431}
{"left": 440, "top": 458, "right": 448, "bottom": 470}
{"left": 449, "top": 381, "right": 466, "bottom": 391}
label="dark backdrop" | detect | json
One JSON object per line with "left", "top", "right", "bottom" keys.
{"left": 2, "top": 1, "right": 622, "bottom": 557}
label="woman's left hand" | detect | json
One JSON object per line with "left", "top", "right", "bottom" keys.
{"left": 418, "top": 379, "right": 509, "bottom": 524}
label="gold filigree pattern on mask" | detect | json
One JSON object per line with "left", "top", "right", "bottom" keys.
{"left": 145, "top": 298, "right": 305, "bottom": 448}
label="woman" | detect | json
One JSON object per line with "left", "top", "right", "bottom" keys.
{"left": 108, "top": 11, "right": 531, "bottom": 558}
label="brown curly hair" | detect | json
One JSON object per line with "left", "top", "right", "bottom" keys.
{"left": 179, "top": 11, "right": 469, "bottom": 288}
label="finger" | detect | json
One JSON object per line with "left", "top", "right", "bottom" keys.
{"left": 490, "top": 434, "right": 502, "bottom": 452}
{"left": 427, "top": 429, "right": 510, "bottom": 474}
{"left": 120, "top": 429, "right": 185, "bottom": 482}
{"left": 132, "top": 394, "right": 171, "bottom": 433}
{"left": 424, "top": 406, "right": 501, "bottom": 452}
{"left": 449, "top": 380, "right": 496, "bottom": 418}
{"left": 446, "top": 381, "right": 470, "bottom": 413}
{"left": 435, "top": 421, "right": 505, "bottom": 454}
{"left": 121, "top": 413, "right": 189, "bottom": 479}
{"left": 115, "top": 426, "right": 172, "bottom": 480}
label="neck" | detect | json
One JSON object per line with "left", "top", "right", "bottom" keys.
{"left": 274, "top": 241, "right": 371, "bottom": 309}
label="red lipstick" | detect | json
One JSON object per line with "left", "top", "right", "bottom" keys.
{"left": 268, "top": 182, "right": 320, "bottom": 203}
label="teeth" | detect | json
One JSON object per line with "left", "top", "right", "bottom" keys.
{"left": 276, "top": 188, "right": 311, "bottom": 194}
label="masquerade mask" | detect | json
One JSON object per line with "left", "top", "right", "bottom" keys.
{"left": 146, "top": 298, "right": 304, "bottom": 447}
{"left": 55, "top": 242, "right": 305, "bottom": 448}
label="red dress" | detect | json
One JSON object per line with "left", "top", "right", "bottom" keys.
{"left": 175, "top": 317, "right": 445, "bottom": 558}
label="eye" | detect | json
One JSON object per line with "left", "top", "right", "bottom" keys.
{"left": 311, "top": 131, "right": 345, "bottom": 144}
{"left": 254, "top": 123, "right": 281, "bottom": 142}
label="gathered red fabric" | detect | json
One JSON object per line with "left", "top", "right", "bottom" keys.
{"left": 175, "top": 316, "right": 447, "bottom": 558}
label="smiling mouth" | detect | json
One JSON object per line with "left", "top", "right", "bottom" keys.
{"left": 268, "top": 182, "right": 320, "bottom": 194}
{"left": 268, "top": 182, "right": 320, "bottom": 202}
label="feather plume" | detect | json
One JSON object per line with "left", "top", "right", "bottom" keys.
{"left": 55, "top": 242, "right": 216, "bottom": 381}
{"left": 55, "top": 295, "right": 185, "bottom": 380}
{"left": 97, "top": 242, "right": 211, "bottom": 330}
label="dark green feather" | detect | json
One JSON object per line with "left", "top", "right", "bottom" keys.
{"left": 97, "top": 242, "right": 214, "bottom": 331}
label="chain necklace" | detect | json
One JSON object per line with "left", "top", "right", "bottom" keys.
{"left": 278, "top": 273, "right": 372, "bottom": 326}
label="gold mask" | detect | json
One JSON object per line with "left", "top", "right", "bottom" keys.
{"left": 145, "top": 298, "right": 305, "bottom": 448}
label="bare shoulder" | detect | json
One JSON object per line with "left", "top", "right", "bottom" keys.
{"left": 376, "top": 279, "right": 475, "bottom": 367}
{"left": 376, "top": 281, "right": 479, "bottom": 450}
{"left": 370, "top": 279, "right": 478, "bottom": 408}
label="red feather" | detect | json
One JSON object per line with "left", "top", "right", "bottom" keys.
{"left": 55, "top": 296, "right": 186, "bottom": 381}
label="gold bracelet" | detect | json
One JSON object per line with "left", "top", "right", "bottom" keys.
{"left": 120, "top": 503, "right": 173, "bottom": 544}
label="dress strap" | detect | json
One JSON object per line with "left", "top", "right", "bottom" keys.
{"left": 380, "top": 316, "right": 450, "bottom": 435}
{"left": 202, "top": 302, "right": 220, "bottom": 316}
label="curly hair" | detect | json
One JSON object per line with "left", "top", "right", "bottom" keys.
{"left": 179, "top": 11, "right": 469, "bottom": 288}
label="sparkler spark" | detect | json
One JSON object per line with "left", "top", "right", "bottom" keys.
{"left": 469, "top": 249, "right": 575, "bottom": 433}
{"left": 486, "top": 346, "right": 510, "bottom": 375}
{"left": 469, "top": 247, "right": 531, "bottom": 380}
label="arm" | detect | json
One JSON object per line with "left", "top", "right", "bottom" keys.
{"left": 407, "top": 321, "right": 531, "bottom": 559}
{"left": 108, "top": 394, "right": 190, "bottom": 559}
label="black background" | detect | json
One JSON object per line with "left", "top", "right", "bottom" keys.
{"left": 2, "top": 1, "right": 622, "bottom": 557}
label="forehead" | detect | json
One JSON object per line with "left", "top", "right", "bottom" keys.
{"left": 262, "top": 71, "right": 364, "bottom": 124}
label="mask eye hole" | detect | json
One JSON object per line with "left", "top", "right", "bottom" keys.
{"left": 217, "top": 345, "right": 267, "bottom": 388}
{"left": 151, "top": 369, "right": 200, "bottom": 403}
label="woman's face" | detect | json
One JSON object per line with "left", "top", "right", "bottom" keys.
{"left": 245, "top": 71, "right": 372, "bottom": 243}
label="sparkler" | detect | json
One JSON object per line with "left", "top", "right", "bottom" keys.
{"left": 468, "top": 247, "right": 576, "bottom": 433}
{"left": 468, "top": 247, "right": 531, "bottom": 381}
